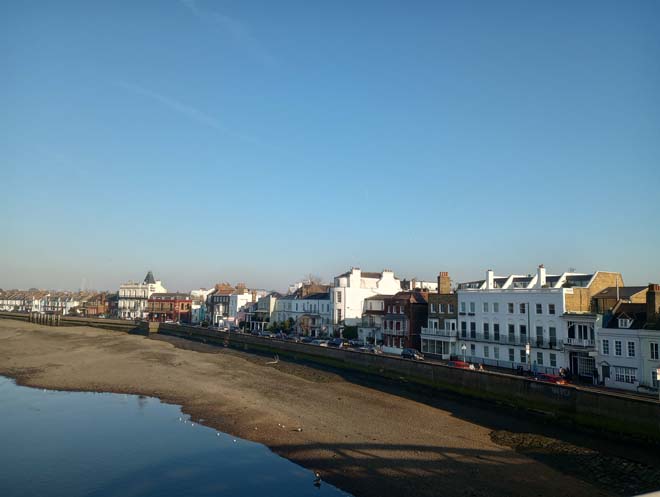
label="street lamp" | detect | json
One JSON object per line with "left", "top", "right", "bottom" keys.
{"left": 526, "top": 342, "right": 531, "bottom": 372}
{"left": 461, "top": 344, "right": 467, "bottom": 362}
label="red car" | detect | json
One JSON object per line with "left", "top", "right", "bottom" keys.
{"left": 447, "top": 360, "right": 472, "bottom": 369}
{"left": 534, "top": 373, "right": 568, "bottom": 385}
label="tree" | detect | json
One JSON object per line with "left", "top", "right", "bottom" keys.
{"left": 342, "top": 326, "right": 358, "bottom": 340}
{"left": 304, "top": 273, "right": 323, "bottom": 285}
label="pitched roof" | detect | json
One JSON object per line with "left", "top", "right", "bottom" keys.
{"left": 606, "top": 303, "right": 647, "bottom": 329}
{"left": 365, "top": 294, "right": 395, "bottom": 300}
{"left": 389, "top": 291, "right": 429, "bottom": 304}
{"left": 593, "top": 286, "right": 647, "bottom": 300}
{"left": 149, "top": 292, "right": 191, "bottom": 300}
{"left": 143, "top": 271, "right": 156, "bottom": 284}
{"left": 302, "top": 292, "right": 330, "bottom": 300}
{"left": 337, "top": 270, "right": 386, "bottom": 279}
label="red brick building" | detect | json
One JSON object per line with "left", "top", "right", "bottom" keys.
{"left": 382, "top": 291, "right": 429, "bottom": 352}
{"left": 147, "top": 293, "right": 192, "bottom": 323}
{"left": 82, "top": 293, "right": 110, "bottom": 318}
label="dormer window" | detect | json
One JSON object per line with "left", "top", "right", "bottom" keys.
{"left": 618, "top": 318, "right": 632, "bottom": 329}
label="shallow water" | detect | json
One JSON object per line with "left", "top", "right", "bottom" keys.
{"left": 0, "top": 376, "right": 350, "bottom": 497}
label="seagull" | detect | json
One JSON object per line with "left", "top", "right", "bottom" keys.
{"left": 313, "top": 472, "right": 322, "bottom": 487}
{"left": 216, "top": 433, "right": 220, "bottom": 436}
{"left": 233, "top": 439, "right": 237, "bottom": 443}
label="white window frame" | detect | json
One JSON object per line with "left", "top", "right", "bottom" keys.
{"left": 651, "top": 342, "right": 659, "bottom": 360}
{"left": 615, "top": 340, "right": 622, "bottom": 356}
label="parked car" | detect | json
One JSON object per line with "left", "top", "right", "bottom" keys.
{"left": 447, "top": 360, "right": 472, "bottom": 369}
{"left": 401, "top": 348, "right": 424, "bottom": 360}
{"left": 328, "top": 338, "right": 345, "bottom": 348}
{"left": 359, "top": 345, "right": 382, "bottom": 354}
{"left": 534, "top": 373, "right": 568, "bottom": 385}
{"left": 311, "top": 339, "right": 329, "bottom": 347}
{"left": 300, "top": 336, "right": 315, "bottom": 344}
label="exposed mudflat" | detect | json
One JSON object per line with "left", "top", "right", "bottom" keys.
{"left": 1, "top": 319, "right": 658, "bottom": 497}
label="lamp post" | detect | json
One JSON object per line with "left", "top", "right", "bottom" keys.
{"left": 461, "top": 344, "right": 467, "bottom": 362}
{"left": 526, "top": 342, "right": 531, "bottom": 372}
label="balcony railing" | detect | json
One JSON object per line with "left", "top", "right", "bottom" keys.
{"left": 456, "top": 332, "right": 564, "bottom": 349}
{"left": 565, "top": 338, "right": 595, "bottom": 348}
{"left": 421, "top": 327, "right": 457, "bottom": 338}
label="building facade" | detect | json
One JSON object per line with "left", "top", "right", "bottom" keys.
{"left": 147, "top": 293, "right": 192, "bottom": 323}
{"left": 118, "top": 271, "right": 167, "bottom": 320}
{"left": 273, "top": 288, "right": 332, "bottom": 336}
{"left": 595, "top": 284, "right": 660, "bottom": 393}
{"left": 245, "top": 292, "right": 280, "bottom": 332}
{"left": 81, "top": 293, "right": 109, "bottom": 317}
{"left": 381, "top": 291, "right": 429, "bottom": 353}
{"left": 358, "top": 294, "right": 391, "bottom": 344}
{"left": 455, "top": 266, "right": 623, "bottom": 376}
{"left": 330, "top": 268, "right": 402, "bottom": 333}
{"left": 421, "top": 272, "right": 458, "bottom": 359}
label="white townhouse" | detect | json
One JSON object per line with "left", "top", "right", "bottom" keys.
{"left": 228, "top": 289, "right": 267, "bottom": 325}
{"left": 330, "top": 268, "right": 402, "bottom": 333}
{"left": 456, "top": 266, "right": 623, "bottom": 377}
{"left": 245, "top": 292, "right": 281, "bottom": 332}
{"left": 357, "top": 294, "right": 391, "bottom": 344}
{"left": 595, "top": 284, "right": 660, "bottom": 393}
{"left": 117, "top": 271, "right": 167, "bottom": 320}
{"left": 273, "top": 289, "right": 332, "bottom": 336}
{"left": 0, "top": 291, "right": 29, "bottom": 312}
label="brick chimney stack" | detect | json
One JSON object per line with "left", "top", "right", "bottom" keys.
{"left": 437, "top": 272, "right": 451, "bottom": 295}
{"left": 647, "top": 284, "right": 660, "bottom": 322}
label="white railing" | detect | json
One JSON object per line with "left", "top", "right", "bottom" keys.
{"left": 421, "top": 327, "right": 457, "bottom": 338}
{"left": 566, "top": 338, "right": 595, "bottom": 347}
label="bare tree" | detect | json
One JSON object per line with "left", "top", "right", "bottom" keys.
{"left": 304, "top": 273, "right": 323, "bottom": 285}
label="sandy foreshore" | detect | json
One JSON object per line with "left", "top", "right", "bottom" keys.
{"left": 1, "top": 319, "right": 658, "bottom": 497}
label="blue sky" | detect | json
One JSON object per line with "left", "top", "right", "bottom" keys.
{"left": 1, "top": 0, "right": 659, "bottom": 292}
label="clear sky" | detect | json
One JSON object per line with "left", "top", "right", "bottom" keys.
{"left": 1, "top": 0, "right": 659, "bottom": 292}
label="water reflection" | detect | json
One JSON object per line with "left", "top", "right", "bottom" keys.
{"left": 0, "top": 377, "right": 350, "bottom": 497}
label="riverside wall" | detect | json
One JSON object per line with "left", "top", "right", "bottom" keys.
{"left": 0, "top": 311, "right": 139, "bottom": 332}
{"left": 152, "top": 322, "right": 660, "bottom": 443}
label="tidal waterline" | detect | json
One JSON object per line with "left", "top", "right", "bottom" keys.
{"left": 0, "top": 376, "right": 351, "bottom": 497}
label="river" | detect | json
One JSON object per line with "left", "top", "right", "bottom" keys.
{"left": 0, "top": 376, "right": 350, "bottom": 497}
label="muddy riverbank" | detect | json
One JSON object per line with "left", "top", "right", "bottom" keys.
{"left": 1, "top": 319, "right": 658, "bottom": 497}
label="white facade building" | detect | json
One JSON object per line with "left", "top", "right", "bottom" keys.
{"left": 117, "top": 271, "right": 167, "bottom": 320}
{"left": 595, "top": 285, "right": 660, "bottom": 393}
{"left": 273, "top": 291, "right": 332, "bottom": 336}
{"left": 597, "top": 324, "right": 644, "bottom": 392}
{"left": 456, "top": 266, "right": 618, "bottom": 375}
{"left": 330, "top": 268, "right": 402, "bottom": 332}
{"left": 357, "top": 295, "right": 389, "bottom": 344}
{"left": 227, "top": 289, "right": 267, "bottom": 326}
